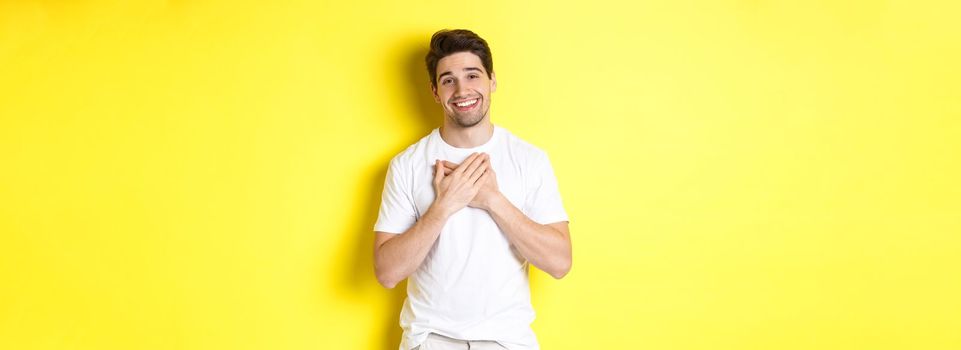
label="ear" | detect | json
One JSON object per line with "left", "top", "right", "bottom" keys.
{"left": 490, "top": 72, "right": 497, "bottom": 93}
{"left": 431, "top": 83, "right": 440, "bottom": 103}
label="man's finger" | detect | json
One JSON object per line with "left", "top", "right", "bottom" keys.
{"left": 433, "top": 159, "right": 443, "bottom": 184}
{"left": 468, "top": 160, "right": 488, "bottom": 184}
{"left": 441, "top": 160, "right": 460, "bottom": 170}
{"left": 464, "top": 153, "right": 488, "bottom": 181}
{"left": 474, "top": 166, "right": 491, "bottom": 185}
{"left": 453, "top": 152, "right": 480, "bottom": 175}
{"left": 441, "top": 161, "right": 457, "bottom": 172}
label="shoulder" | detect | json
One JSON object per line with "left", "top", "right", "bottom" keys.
{"left": 499, "top": 126, "right": 551, "bottom": 166}
{"left": 387, "top": 130, "right": 435, "bottom": 169}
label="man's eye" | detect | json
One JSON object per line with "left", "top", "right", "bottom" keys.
{"left": 443, "top": 79, "right": 453, "bottom": 85}
{"left": 469, "top": 74, "right": 478, "bottom": 79}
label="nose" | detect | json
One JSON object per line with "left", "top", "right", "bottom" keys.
{"left": 454, "top": 81, "right": 470, "bottom": 97}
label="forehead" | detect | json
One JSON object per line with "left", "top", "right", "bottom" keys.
{"left": 436, "top": 51, "right": 486, "bottom": 75}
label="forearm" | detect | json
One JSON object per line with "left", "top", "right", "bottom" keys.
{"left": 375, "top": 204, "right": 451, "bottom": 288}
{"left": 485, "top": 193, "right": 571, "bottom": 279}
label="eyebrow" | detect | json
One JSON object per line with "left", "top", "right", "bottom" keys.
{"left": 438, "top": 67, "right": 485, "bottom": 81}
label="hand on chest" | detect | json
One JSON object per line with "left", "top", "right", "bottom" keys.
{"left": 411, "top": 153, "right": 527, "bottom": 219}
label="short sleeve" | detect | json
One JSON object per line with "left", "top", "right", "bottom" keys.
{"left": 524, "top": 152, "right": 570, "bottom": 225}
{"left": 373, "top": 157, "right": 417, "bottom": 234}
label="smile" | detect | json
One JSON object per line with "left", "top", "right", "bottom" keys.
{"left": 452, "top": 98, "right": 479, "bottom": 111}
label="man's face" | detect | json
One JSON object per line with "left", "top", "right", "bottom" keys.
{"left": 432, "top": 51, "right": 497, "bottom": 128}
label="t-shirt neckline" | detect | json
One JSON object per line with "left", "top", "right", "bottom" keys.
{"left": 434, "top": 124, "right": 501, "bottom": 153}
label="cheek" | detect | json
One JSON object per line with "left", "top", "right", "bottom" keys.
{"left": 439, "top": 89, "right": 454, "bottom": 101}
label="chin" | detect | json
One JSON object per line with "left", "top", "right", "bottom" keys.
{"left": 450, "top": 114, "right": 485, "bottom": 128}
{"left": 459, "top": 118, "right": 484, "bottom": 128}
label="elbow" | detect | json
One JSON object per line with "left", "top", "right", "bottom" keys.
{"left": 549, "top": 258, "right": 572, "bottom": 279}
{"left": 375, "top": 266, "right": 401, "bottom": 289}
{"left": 376, "top": 272, "right": 399, "bottom": 289}
{"left": 547, "top": 230, "right": 573, "bottom": 279}
{"left": 377, "top": 276, "right": 399, "bottom": 289}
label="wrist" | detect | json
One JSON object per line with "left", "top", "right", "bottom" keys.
{"left": 481, "top": 192, "right": 508, "bottom": 212}
{"left": 426, "top": 201, "right": 455, "bottom": 220}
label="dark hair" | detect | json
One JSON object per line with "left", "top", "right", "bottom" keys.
{"left": 425, "top": 29, "right": 494, "bottom": 89}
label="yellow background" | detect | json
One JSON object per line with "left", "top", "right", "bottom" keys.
{"left": 2, "top": 1, "right": 959, "bottom": 349}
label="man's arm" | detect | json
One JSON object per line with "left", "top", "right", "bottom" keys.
{"left": 374, "top": 203, "right": 451, "bottom": 289}
{"left": 440, "top": 160, "right": 572, "bottom": 279}
{"left": 373, "top": 153, "right": 491, "bottom": 289}
{"left": 485, "top": 195, "right": 572, "bottom": 279}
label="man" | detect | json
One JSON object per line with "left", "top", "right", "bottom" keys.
{"left": 373, "top": 29, "right": 572, "bottom": 350}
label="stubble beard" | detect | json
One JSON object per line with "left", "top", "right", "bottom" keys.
{"left": 448, "top": 101, "right": 489, "bottom": 128}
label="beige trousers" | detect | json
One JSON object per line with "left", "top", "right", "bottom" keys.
{"left": 413, "top": 332, "right": 509, "bottom": 350}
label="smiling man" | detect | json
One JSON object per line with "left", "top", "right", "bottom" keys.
{"left": 373, "top": 29, "right": 571, "bottom": 350}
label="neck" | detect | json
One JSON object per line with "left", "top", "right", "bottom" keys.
{"left": 439, "top": 120, "right": 494, "bottom": 148}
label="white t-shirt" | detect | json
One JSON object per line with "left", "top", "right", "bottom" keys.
{"left": 374, "top": 125, "right": 570, "bottom": 350}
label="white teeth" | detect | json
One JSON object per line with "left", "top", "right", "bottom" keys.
{"left": 455, "top": 99, "right": 478, "bottom": 107}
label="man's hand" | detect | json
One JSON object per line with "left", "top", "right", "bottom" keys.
{"left": 437, "top": 153, "right": 500, "bottom": 211}
{"left": 431, "top": 152, "right": 490, "bottom": 216}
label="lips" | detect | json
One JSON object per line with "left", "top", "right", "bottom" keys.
{"left": 451, "top": 98, "right": 479, "bottom": 112}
